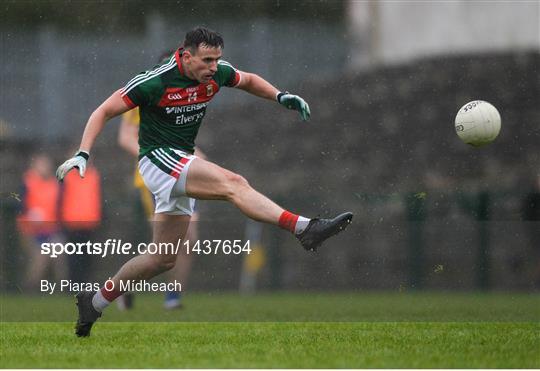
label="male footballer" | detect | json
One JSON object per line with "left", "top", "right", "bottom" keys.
{"left": 56, "top": 27, "right": 353, "bottom": 337}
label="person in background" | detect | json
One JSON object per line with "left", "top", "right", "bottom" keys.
{"left": 17, "top": 154, "right": 66, "bottom": 290}
{"left": 60, "top": 159, "right": 102, "bottom": 284}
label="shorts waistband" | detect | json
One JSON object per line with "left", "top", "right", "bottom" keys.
{"left": 139, "top": 148, "right": 194, "bottom": 161}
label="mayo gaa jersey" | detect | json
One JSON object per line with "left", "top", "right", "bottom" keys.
{"left": 120, "top": 48, "right": 241, "bottom": 156}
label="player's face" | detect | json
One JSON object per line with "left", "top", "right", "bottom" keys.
{"left": 184, "top": 44, "right": 222, "bottom": 83}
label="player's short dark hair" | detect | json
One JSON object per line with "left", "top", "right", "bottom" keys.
{"left": 183, "top": 27, "right": 224, "bottom": 53}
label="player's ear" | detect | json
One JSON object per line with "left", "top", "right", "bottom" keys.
{"left": 182, "top": 50, "right": 192, "bottom": 63}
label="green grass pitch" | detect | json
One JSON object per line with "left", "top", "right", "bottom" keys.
{"left": 1, "top": 292, "right": 539, "bottom": 368}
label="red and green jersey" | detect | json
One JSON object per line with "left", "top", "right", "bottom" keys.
{"left": 121, "top": 48, "right": 241, "bottom": 156}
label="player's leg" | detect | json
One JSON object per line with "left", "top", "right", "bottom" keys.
{"left": 185, "top": 157, "right": 353, "bottom": 251}
{"left": 185, "top": 158, "right": 285, "bottom": 224}
{"left": 118, "top": 214, "right": 189, "bottom": 281}
{"left": 75, "top": 213, "right": 190, "bottom": 337}
{"left": 93, "top": 213, "right": 189, "bottom": 307}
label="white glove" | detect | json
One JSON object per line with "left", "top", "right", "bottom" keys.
{"left": 56, "top": 151, "right": 89, "bottom": 181}
{"left": 277, "top": 92, "right": 311, "bottom": 121}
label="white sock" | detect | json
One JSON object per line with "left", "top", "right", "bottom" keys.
{"left": 295, "top": 216, "right": 311, "bottom": 235}
{"left": 91, "top": 290, "right": 111, "bottom": 313}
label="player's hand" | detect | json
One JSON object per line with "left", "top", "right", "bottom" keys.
{"left": 277, "top": 92, "right": 311, "bottom": 121}
{"left": 56, "top": 151, "right": 89, "bottom": 181}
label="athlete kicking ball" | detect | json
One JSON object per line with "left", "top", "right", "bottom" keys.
{"left": 56, "top": 27, "right": 353, "bottom": 337}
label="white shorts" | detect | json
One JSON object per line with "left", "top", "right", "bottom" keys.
{"left": 138, "top": 148, "right": 197, "bottom": 215}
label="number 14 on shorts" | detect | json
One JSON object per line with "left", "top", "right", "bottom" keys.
{"left": 184, "top": 239, "right": 252, "bottom": 255}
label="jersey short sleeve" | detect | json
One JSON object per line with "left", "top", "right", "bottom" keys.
{"left": 215, "top": 60, "right": 241, "bottom": 88}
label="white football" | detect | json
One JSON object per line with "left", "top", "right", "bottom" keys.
{"left": 455, "top": 100, "right": 501, "bottom": 147}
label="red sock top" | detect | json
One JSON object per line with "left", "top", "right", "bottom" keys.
{"left": 279, "top": 210, "right": 299, "bottom": 233}
{"left": 100, "top": 281, "right": 123, "bottom": 302}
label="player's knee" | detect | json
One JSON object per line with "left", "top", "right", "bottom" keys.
{"left": 223, "top": 172, "right": 250, "bottom": 200}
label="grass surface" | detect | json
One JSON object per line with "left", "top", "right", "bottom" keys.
{"left": 2, "top": 291, "right": 539, "bottom": 321}
{"left": 1, "top": 292, "right": 539, "bottom": 368}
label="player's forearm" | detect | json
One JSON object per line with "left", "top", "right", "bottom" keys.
{"left": 238, "top": 72, "right": 280, "bottom": 101}
{"left": 79, "top": 109, "right": 109, "bottom": 153}
{"left": 79, "top": 89, "right": 130, "bottom": 153}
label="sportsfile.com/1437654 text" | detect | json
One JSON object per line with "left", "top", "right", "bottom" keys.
{"left": 40, "top": 239, "right": 252, "bottom": 258}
